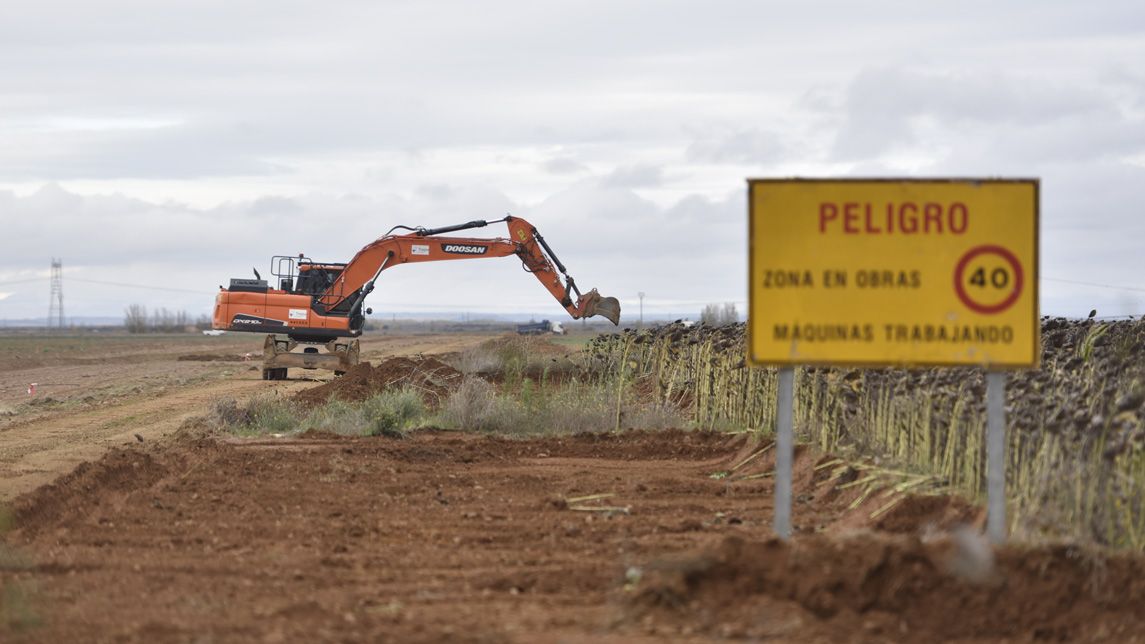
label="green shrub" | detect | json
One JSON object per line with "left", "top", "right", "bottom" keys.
{"left": 208, "top": 397, "right": 249, "bottom": 428}
{"left": 209, "top": 395, "right": 300, "bottom": 435}
{"left": 439, "top": 378, "right": 497, "bottom": 431}
{"left": 361, "top": 389, "right": 426, "bottom": 437}
{"left": 301, "top": 398, "right": 362, "bottom": 436}
{"left": 245, "top": 396, "right": 301, "bottom": 435}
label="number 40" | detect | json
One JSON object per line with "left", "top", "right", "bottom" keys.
{"left": 969, "top": 267, "right": 1009, "bottom": 289}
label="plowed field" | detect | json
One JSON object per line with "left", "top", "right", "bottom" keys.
{"left": 4, "top": 430, "right": 1144, "bottom": 643}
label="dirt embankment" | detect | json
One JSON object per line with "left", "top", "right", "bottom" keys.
{"left": 4, "top": 430, "right": 1143, "bottom": 642}
{"left": 292, "top": 355, "right": 464, "bottom": 408}
{"left": 630, "top": 533, "right": 1145, "bottom": 642}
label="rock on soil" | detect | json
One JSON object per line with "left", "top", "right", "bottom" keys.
{"left": 292, "top": 356, "right": 463, "bottom": 407}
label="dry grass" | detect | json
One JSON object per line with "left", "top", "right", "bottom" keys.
{"left": 445, "top": 335, "right": 581, "bottom": 385}
{"left": 436, "top": 377, "right": 685, "bottom": 435}
{"left": 210, "top": 389, "right": 427, "bottom": 438}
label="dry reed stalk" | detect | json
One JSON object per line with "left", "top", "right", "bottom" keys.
{"left": 589, "top": 321, "right": 1145, "bottom": 548}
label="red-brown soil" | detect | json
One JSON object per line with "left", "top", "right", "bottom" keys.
{"left": 630, "top": 533, "right": 1145, "bottom": 642}
{"left": 176, "top": 353, "right": 251, "bottom": 362}
{"left": 292, "top": 356, "right": 464, "bottom": 408}
{"left": 4, "top": 430, "right": 1144, "bottom": 642}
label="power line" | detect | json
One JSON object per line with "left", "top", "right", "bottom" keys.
{"left": 67, "top": 277, "right": 213, "bottom": 295}
{"left": 0, "top": 275, "right": 209, "bottom": 294}
{"left": 0, "top": 277, "right": 47, "bottom": 286}
{"left": 1042, "top": 277, "right": 1145, "bottom": 294}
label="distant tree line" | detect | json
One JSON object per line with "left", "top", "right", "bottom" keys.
{"left": 700, "top": 302, "right": 739, "bottom": 326}
{"left": 123, "top": 304, "right": 210, "bottom": 333}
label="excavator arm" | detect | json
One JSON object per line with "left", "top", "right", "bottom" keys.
{"left": 318, "top": 216, "right": 619, "bottom": 327}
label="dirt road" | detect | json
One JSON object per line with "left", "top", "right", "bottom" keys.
{"left": 0, "top": 333, "right": 494, "bottom": 501}
{"left": 4, "top": 430, "right": 1144, "bottom": 643}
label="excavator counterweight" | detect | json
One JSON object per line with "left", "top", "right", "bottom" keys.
{"left": 212, "top": 215, "right": 620, "bottom": 379}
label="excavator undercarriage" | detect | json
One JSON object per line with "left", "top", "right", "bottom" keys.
{"left": 261, "top": 335, "right": 360, "bottom": 380}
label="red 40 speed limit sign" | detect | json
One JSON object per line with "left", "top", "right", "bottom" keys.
{"left": 954, "top": 244, "right": 1024, "bottom": 315}
{"left": 749, "top": 178, "right": 1039, "bottom": 368}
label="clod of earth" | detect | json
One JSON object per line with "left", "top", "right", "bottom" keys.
{"left": 293, "top": 356, "right": 463, "bottom": 408}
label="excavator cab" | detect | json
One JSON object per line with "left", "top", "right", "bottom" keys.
{"left": 270, "top": 255, "right": 346, "bottom": 297}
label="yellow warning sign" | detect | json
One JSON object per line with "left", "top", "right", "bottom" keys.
{"left": 748, "top": 179, "right": 1039, "bottom": 368}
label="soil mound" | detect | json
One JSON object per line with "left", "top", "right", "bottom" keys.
{"left": 452, "top": 333, "right": 581, "bottom": 384}
{"left": 477, "top": 333, "right": 570, "bottom": 357}
{"left": 629, "top": 533, "right": 1145, "bottom": 642}
{"left": 496, "top": 428, "right": 746, "bottom": 461}
{"left": 10, "top": 447, "right": 168, "bottom": 540}
{"left": 859, "top": 493, "right": 982, "bottom": 533}
{"left": 293, "top": 356, "right": 463, "bottom": 408}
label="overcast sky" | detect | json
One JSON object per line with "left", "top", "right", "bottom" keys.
{"left": 2, "top": 0, "right": 1144, "bottom": 323}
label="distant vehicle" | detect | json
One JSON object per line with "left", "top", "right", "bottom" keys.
{"left": 202, "top": 329, "right": 226, "bottom": 336}
{"left": 517, "top": 320, "right": 566, "bottom": 336}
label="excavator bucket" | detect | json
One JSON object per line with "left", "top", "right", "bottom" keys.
{"left": 578, "top": 289, "right": 621, "bottom": 325}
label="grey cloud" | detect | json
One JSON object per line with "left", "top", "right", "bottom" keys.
{"left": 0, "top": 184, "right": 503, "bottom": 273}
{"left": 664, "top": 193, "right": 741, "bottom": 225}
{"left": 247, "top": 196, "right": 304, "bottom": 217}
{"left": 600, "top": 164, "right": 665, "bottom": 189}
{"left": 9, "top": 2, "right": 1035, "bottom": 181}
{"left": 529, "top": 181, "right": 741, "bottom": 261}
{"left": 6, "top": 2, "right": 1141, "bottom": 183}
{"left": 686, "top": 128, "right": 789, "bottom": 165}
{"left": 416, "top": 184, "right": 456, "bottom": 201}
{"left": 540, "top": 157, "right": 590, "bottom": 175}
{"left": 0, "top": 122, "right": 286, "bottom": 180}
{"left": 832, "top": 68, "right": 1118, "bottom": 160}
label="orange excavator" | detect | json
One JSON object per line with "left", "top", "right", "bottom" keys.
{"left": 212, "top": 215, "right": 621, "bottom": 379}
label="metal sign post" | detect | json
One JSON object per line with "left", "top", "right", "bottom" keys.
{"left": 774, "top": 367, "right": 795, "bottom": 539}
{"left": 986, "top": 371, "right": 1007, "bottom": 543}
